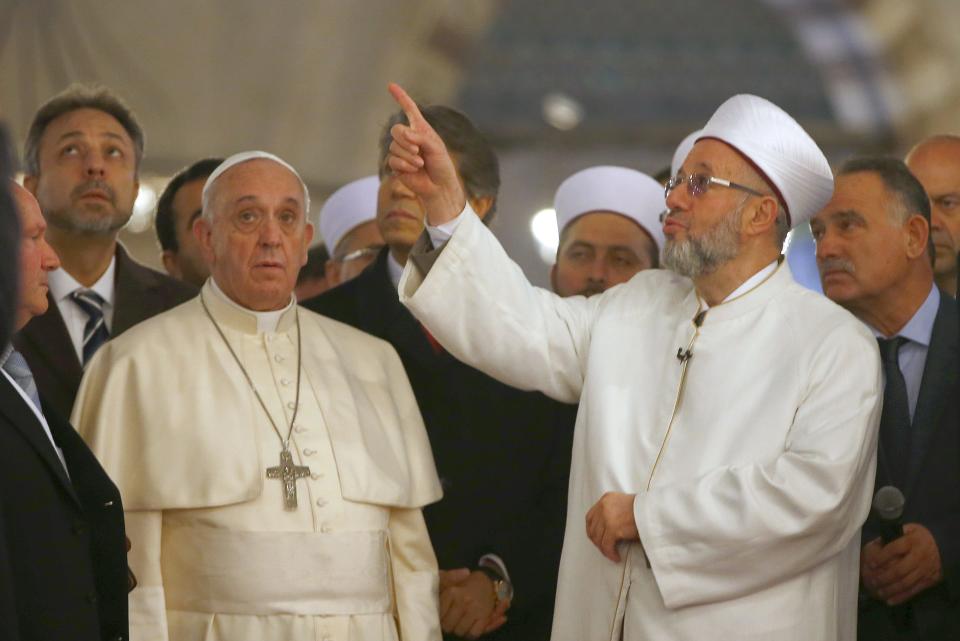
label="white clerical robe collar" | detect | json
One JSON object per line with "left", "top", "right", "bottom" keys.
{"left": 48, "top": 254, "right": 116, "bottom": 306}
{"left": 698, "top": 259, "right": 780, "bottom": 311}
{"left": 387, "top": 251, "right": 405, "bottom": 289}
{"left": 205, "top": 278, "right": 297, "bottom": 334}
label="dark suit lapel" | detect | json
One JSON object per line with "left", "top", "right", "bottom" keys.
{"left": 0, "top": 376, "right": 81, "bottom": 507}
{"left": 112, "top": 244, "right": 154, "bottom": 334}
{"left": 15, "top": 291, "right": 83, "bottom": 388}
{"left": 905, "top": 296, "right": 959, "bottom": 498}
{"left": 357, "top": 250, "right": 450, "bottom": 368}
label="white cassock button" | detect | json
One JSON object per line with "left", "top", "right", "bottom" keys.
{"left": 286, "top": 401, "right": 295, "bottom": 409}
{"left": 274, "top": 354, "right": 284, "bottom": 363}
{"left": 303, "top": 448, "right": 316, "bottom": 456}
{"left": 320, "top": 524, "right": 331, "bottom": 533}
{"left": 281, "top": 377, "right": 291, "bottom": 386}
{"left": 266, "top": 335, "right": 274, "bottom": 342}
{"left": 316, "top": 498, "right": 327, "bottom": 507}
{"left": 311, "top": 473, "right": 322, "bottom": 480}
{"left": 294, "top": 425, "right": 306, "bottom": 433}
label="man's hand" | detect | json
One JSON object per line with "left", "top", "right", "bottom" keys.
{"left": 860, "top": 524, "right": 943, "bottom": 606}
{"left": 439, "top": 568, "right": 509, "bottom": 639}
{"left": 386, "top": 83, "right": 466, "bottom": 226}
{"left": 586, "top": 492, "right": 639, "bottom": 562}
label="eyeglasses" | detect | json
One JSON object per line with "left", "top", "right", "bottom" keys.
{"left": 334, "top": 245, "right": 384, "bottom": 263}
{"left": 664, "top": 172, "right": 766, "bottom": 201}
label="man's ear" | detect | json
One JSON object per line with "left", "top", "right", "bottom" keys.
{"left": 160, "top": 250, "right": 181, "bottom": 279}
{"left": 324, "top": 260, "right": 342, "bottom": 289}
{"left": 301, "top": 223, "right": 315, "bottom": 267}
{"left": 469, "top": 195, "right": 495, "bottom": 221}
{"left": 904, "top": 213, "right": 931, "bottom": 261}
{"left": 745, "top": 195, "right": 780, "bottom": 237}
{"left": 193, "top": 216, "right": 215, "bottom": 267}
{"left": 22, "top": 174, "right": 38, "bottom": 196}
{"left": 550, "top": 262, "right": 560, "bottom": 294}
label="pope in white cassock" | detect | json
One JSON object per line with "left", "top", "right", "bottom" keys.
{"left": 72, "top": 151, "right": 443, "bottom": 641}
{"left": 383, "top": 84, "right": 883, "bottom": 641}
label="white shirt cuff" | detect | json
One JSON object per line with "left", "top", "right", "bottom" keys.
{"left": 425, "top": 202, "right": 474, "bottom": 249}
{"left": 478, "top": 553, "right": 511, "bottom": 584}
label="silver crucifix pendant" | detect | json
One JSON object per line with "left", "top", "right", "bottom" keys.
{"left": 266, "top": 449, "right": 311, "bottom": 509}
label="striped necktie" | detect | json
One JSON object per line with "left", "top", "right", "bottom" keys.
{"left": 71, "top": 289, "right": 110, "bottom": 364}
{"left": 2, "top": 347, "right": 41, "bottom": 410}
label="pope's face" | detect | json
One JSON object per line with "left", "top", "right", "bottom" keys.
{"left": 163, "top": 177, "right": 210, "bottom": 287}
{"left": 551, "top": 212, "right": 657, "bottom": 297}
{"left": 24, "top": 108, "right": 139, "bottom": 236}
{"left": 811, "top": 171, "right": 916, "bottom": 307}
{"left": 11, "top": 183, "right": 61, "bottom": 330}
{"left": 198, "top": 159, "right": 314, "bottom": 311}
{"left": 906, "top": 140, "right": 960, "bottom": 281}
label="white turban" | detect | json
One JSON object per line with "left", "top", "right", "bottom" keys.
{"left": 202, "top": 150, "right": 311, "bottom": 216}
{"left": 554, "top": 166, "right": 666, "bottom": 249}
{"left": 671, "top": 129, "right": 702, "bottom": 177}
{"left": 318, "top": 175, "right": 380, "bottom": 254}
{"left": 698, "top": 94, "right": 833, "bottom": 228}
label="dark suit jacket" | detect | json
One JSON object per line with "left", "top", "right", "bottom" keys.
{"left": 859, "top": 292, "right": 960, "bottom": 640}
{"left": 304, "top": 249, "right": 575, "bottom": 641}
{"left": 0, "top": 372, "right": 129, "bottom": 641}
{"left": 14, "top": 244, "right": 196, "bottom": 419}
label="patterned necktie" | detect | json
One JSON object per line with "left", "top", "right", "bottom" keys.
{"left": 876, "top": 336, "right": 911, "bottom": 487}
{"left": 71, "top": 289, "right": 110, "bottom": 364}
{"left": 2, "top": 347, "right": 42, "bottom": 410}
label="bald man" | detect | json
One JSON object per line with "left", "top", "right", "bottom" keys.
{"left": 906, "top": 135, "right": 960, "bottom": 295}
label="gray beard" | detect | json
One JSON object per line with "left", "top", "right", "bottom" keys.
{"left": 661, "top": 203, "right": 743, "bottom": 278}
{"left": 45, "top": 205, "right": 130, "bottom": 235}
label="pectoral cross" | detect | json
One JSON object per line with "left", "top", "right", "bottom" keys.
{"left": 266, "top": 449, "right": 311, "bottom": 509}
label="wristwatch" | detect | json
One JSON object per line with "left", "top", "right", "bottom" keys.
{"left": 478, "top": 566, "right": 514, "bottom": 605}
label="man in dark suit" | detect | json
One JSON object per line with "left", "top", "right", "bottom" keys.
{"left": 14, "top": 84, "right": 195, "bottom": 419}
{"left": 0, "top": 123, "right": 19, "bottom": 348}
{"left": 812, "top": 156, "right": 960, "bottom": 639}
{"left": 2, "top": 181, "right": 128, "bottom": 641}
{"left": 305, "top": 104, "right": 574, "bottom": 641}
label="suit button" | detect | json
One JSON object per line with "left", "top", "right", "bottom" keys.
{"left": 72, "top": 521, "right": 87, "bottom": 535}
{"left": 86, "top": 592, "right": 98, "bottom": 604}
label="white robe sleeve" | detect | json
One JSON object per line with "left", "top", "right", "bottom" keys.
{"left": 388, "top": 507, "right": 441, "bottom": 641}
{"left": 126, "top": 510, "right": 170, "bottom": 641}
{"left": 634, "top": 324, "right": 882, "bottom": 609}
{"left": 399, "top": 204, "right": 601, "bottom": 404}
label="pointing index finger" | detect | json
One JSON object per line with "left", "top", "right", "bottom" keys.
{"left": 388, "top": 82, "right": 426, "bottom": 128}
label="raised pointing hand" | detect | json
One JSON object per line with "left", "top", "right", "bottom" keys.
{"left": 386, "top": 82, "right": 465, "bottom": 225}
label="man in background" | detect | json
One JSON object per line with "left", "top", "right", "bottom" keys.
{"left": 318, "top": 175, "right": 383, "bottom": 290}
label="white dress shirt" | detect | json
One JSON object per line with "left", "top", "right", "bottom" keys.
{"left": 48, "top": 257, "right": 117, "bottom": 364}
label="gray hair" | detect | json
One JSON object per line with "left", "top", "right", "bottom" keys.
{"left": 23, "top": 84, "right": 144, "bottom": 176}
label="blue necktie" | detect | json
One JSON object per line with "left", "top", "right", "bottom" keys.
{"left": 71, "top": 289, "right": 110, "bottom": 364}
{"left": 877, "top": 336, "right": 911, "bottom": 487}
{"left": 2, "top": 347, "right": 42, "bottom": 410}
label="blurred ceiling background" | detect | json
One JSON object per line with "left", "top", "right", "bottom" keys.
{"left": 1, "top": 0, "right": 958, "bottom": 285}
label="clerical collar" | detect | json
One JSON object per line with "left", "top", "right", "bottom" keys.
{"left": 48, "top": 254, "right": 116, "bottom": 307}
{"left": 387, "top": 251, "right": 404, "bottom": 289}
{"left": 208, "top": 278, "right": 295, "bottom": 333}
{"left": 699, "top": 259, "right": 779, "bottom": 311}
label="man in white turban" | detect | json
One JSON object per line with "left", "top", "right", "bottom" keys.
{"left": 385, "top": 84, "right": 883, "bottom": 641}
{"left": 318, "top": 175, "right": 384, "bottom": 288}
{"left": 72, "top": 151, "right": 443, "bottom": 641}
{"left": 550, "top": 166, "right": 664, "bottom": 297}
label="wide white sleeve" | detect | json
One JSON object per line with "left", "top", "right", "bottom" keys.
{"left": 126, "top": 511, "right": 169, "bottom": 641}
{"left": 389, "top": 507, "right": 442, "bottom": 641}
{"left": 399, "top": 203, "right": 601, "bottom": 404}
{"left": 634, "top": 324, "right": 882, "bottom": 609}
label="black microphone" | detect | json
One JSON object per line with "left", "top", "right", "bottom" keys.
{"left": 872, "top": 486, "right": 905, "bottom": 544}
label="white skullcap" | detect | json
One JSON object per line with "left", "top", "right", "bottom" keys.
{"left": 202, "top": 150, "right": 311, "bottom": 215}
{"left": 318, "top": 175, "right": 380, "bottom": 254}
{"left": 554, "top": 166, "right": 666, "bottom": 249}
{"left": 671, "top": 129, "right": 702, "bottom": 177}
{"left": 697, "top": 94, "right": 833, "bottom": 228}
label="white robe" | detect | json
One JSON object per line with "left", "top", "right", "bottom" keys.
{"left": 399, "top": 209, "right": 882, "bottom": 641}
{"left": 73, "top": 282, "right": 443, "bottom": 641}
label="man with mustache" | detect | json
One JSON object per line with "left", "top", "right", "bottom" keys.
{"left": 906, "top": 135, "right": 960, "bottom": 297}
{"left": 550, "top": 166, "right": 665, "bottom": 298}
{"left": 811, "top": 157, "right": 960, "bottom": 640}
{"left": 305, "top": 104, "right": 574, "bottom": 641}
{"left": 388, "top": 83, "right": 882, "bottom": 641}
{"left": 14, "top": 85, "right": 195, "bottom": 419}
{"left": 72, "top": 151, "right": 443, "bottom": 641}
